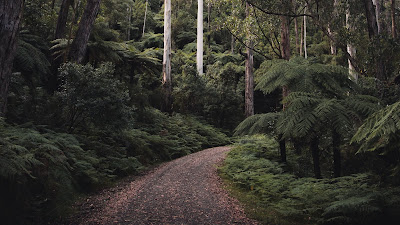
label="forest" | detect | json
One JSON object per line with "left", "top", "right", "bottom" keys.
{"left": 0, "top": 0, "right": 400, "bottom": 224}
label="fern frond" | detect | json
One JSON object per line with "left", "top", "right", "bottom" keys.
{"left": 234, "top": 113, "right": 281, "bottom": 136}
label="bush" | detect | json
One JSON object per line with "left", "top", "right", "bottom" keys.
{"left": 220, "top": 135, "right": 400, "bottom": 225}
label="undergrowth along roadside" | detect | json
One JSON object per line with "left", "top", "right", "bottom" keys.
{"left": 0, "top": 112, "right": 230, "bottom": 225}
{"left": 219, "top": 135, "right": 400, "bottom": 225}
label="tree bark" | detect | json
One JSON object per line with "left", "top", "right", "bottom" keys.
{"left": 372, "top": 0, "right": 381, "bottom": 33}
{"left": 245, "top": 2, "right": 254, "bottom": 118}
{"left": 196, "top": 0, "right": 203, "bottom": 75}
{"left": 303, "top": 6, "right": 307, "bottom": 59}
{"left": 311, "top": 137, "right": 322, "bottom": 179}
{"left": 55, "top": 0, "right": 73, "bottom": 39}
{"left": 162, "top": 0, "right": 172, "bottom": 112}
{"left": 392, "top": 0, "right": 397, "bottom": 38}
{"left": 294, "top": 17, "right": 300, "bottom": 55}
{"left": 332, "top": 130, "right": 341, "bottom": 178}
{"left": 346, "top": 7, "right": 358, "bottom": 81}
{"left": 68, "top": 0, "right": 101, "bottom": 64}
{"left": 364, "top": 0, "right": 386, "bottom": 81}
{"left": 142, "top": 0, "right": 148, "bottom": 38}
{"left": 300, "top": 15, "right": 303, "bottom": 56}
{"left": 0, "top": 0, "right": 24, "bottom": 116}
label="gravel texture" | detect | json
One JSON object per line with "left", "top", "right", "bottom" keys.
{"left": 72, "top": 146, "right": 258, "bottom": 225}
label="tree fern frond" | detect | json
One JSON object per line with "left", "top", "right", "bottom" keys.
{"left": 234, "top": 113, "right": 281, "bottom": 136}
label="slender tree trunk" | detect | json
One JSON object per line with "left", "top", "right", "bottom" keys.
{"left": 245, "top": 2, "right": 254, "bottom": 118}
{"left": 207, "top": 2, "right": 211, "bottom": 50}
{"left": 126, "top": 6, "right": 131, "bottom": 40}
{"left": 142, "top": 0, "right": 148, "bottom": 38}
{"left": 294, "top": 17, "right": 300, "bottom": 55}
{"left": 196, "top": 0, "right": 203, "bottom": 75}
{"left": 332, "top": 130, "right": 341, "bottom": 178}
{"left": 392, "top": 0, "right": 397, "bottom": 38}
{"left": 68, "top": 0, "right": 101, "bottom": 63}
{"left": 346, "top": 6, "right": 358, "bottom": 81}
{"left": 372, "top": 0, "right": 381, "bottom": 33}
{"left": 0, "top": 0, "right": 24, "bottom": 116}
{"left": 328, "top": 25, "right": 336, "bottom": 55}
{"left": 311, "top": 137, "right": 322, "bottom": 179}
{"left": 55, "top": 0, "right": 73, "bottom": 39}
{"left": 300, "top": 16, "right": 303, "bottom": 56}
{"left": 364, "top": 0, "right": 385, "bottom": 81}
{"left": 279, "top": 12, "right": 290, "bottom": 163}
{"left": 303, "top": 6, "right": 307, "bottom": 59}
{"left": 162, "top": 0, "right": 172, "bottom": 112}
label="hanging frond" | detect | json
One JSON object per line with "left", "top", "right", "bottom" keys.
{"left": 234, "top": 113, "right": 281, "bottom": 136}
{"left": 352, "top": 101, "right": 400, "bottom": 153}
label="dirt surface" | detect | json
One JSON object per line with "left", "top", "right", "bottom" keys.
{"left": 71, "top": 146, "right": 258, "bottom": 225}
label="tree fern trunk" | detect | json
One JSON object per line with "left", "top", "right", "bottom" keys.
{"left": 311, "top": 137, "right": 322, "bottom": 179}
{"left": 279, "top": 134, "right": 287, "bottom": 163}
{"left": 333, "top": 130, "right": 341, "bottom": 177}
{"left": 68, "top": 0, "right": 101, "bottom": 64}
{"left": 0, "top": 0, "right": 24, "bottom": 116}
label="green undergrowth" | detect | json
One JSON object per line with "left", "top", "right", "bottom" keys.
{"left": 0, "top": 112, "right": 230, "bottom": 224}
{"left": 220, "top": 135, "right": 400, "bottom": 225}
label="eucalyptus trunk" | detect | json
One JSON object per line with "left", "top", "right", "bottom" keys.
{"left": 162, "top": 0, "right": 172, "bottom": 112}
{"left": 303, "top": 6, "right": 307, "bottom": 59}
{"left": 0, "top": 0, "right": 24, "bottom": 116}
{"left": 391, "top": 0, "right": 396, "bottom": 38}
{"left": 346, "top": 6, "right": 358, "bottom": 81}
{"left": 68, "top": 0, "right": 102, "bottom": 63}
{"left": 142, "top": 0, "right": 148, "bottom": 37}
{"left": 245, "top": 2, "right": 254, "bottom": 118}
{"left": 196, "top": 0, "right": 204, "bottom": 75}
{"left": 55, "top": 0, "right": 73, "bottom": 39}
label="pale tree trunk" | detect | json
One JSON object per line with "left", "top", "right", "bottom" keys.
{"left": 364, "top": 0, "right": 385, "bottom": 81}
{"left": 142, "top": 0, "right": 148, "bottom": 37}
{"left": 127, "top": 6, "right": 131, "bottom": 40}
{"left": 280, "top": 12, "right": 291, "bottom": 163}
{"left": 162, "top": 0, "right": 172, "bottom": 112}
{"left": 300, "top": 16, "right": 303, "bottom": 56}
{"left": 68, "top": 0, "right": 102, "bottom": 63}
{"left": 372, "top": 0, "right": 381, "bottom": 33}
{"left": 55, "top": 0, "right": 73, "bottom": 39}
{"left": 245, "top": 2, "right": 254, "bottom": 118}
{"left": 346, "top": 7, "right": 358, "bottom": 81}
{"left": 303, "top": 6, "right": 307, "bottom": 59}
{"left": 328, "top": 0, "right": 338, "bottom": 55}
{"left": 197, "top": 0, "right": 204, "bottom": 75}
{"left": 392, "top": 0, "right": 397, "bottom": 38}
{"left": 0, "top": 0, "right": 24, "bottom": 116}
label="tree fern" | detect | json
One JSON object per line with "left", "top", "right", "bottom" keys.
{"left": 352, "top": 101, "right": 400, "bottom": 154}
{"left": 234, "top": 112, "right": 281, "bottom": 136}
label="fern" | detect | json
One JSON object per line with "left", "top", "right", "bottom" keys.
{"left": 352, "top": 101, "right": 400, "bottom": 154}
{"left": 234, "top": 113, "right": 281, "bottom": 136}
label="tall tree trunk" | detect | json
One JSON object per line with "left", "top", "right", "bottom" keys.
{"left": 328, "top": 25, "right": 336, "bottom": 55}
{"left": 142, "top": 0, "right": 148, "bottom": 38}
{"left": 279, "top": 13, "right": 290, "bottom": 163}
{"left": 346, "top": 7, "right": 358, "bottom": 81}
{"left": 68, "top": 0, "right": 101, "bottom": 63}
{"left": 196, "top": 0, "right": 203, "bottom": 75}
{"left": 372, "top": 0, "right": 381, "bottom": 33}
{"left": 328, "top": 0, "right": 338, "bottom": 55}
{"left": 311, "top": 137, "right": 322, "bottom": 179}
{"left": 332, "top": 130, "right": 341, "bottom": 178}
{"left": 303, "top": 6, "right": 307, "bottom": 59}
{"left": 245, "top": 2, "right": 254, "bottom": 118}
{"left": 0, "top": 0, "right": 24, "bottom": 116}
{"left": 300, "top": 15, "right": 303, "bottom": 56}
{"left": 162, "top": 0, "right": 172, "bottom": 112}
{"left": 55, "top": 0, "right": 73, "bottom": 39}
{"left": 392, "top": 0, "right": 397, "bottom": 38}
{"left": 294, "top": 17, "right": 300, "bottom": 55}
{"left": 126, "top": 6, "right": 131, "bottom": 40}
{"left": 364, "top": 0, "right": 385, "bottom": 81}
{"left": 207, "top": 2, "right": 211, "bottom": 51}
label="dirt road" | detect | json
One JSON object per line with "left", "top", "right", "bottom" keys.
{"left": 73, "top": 146, "right": 257, "bottom": 224}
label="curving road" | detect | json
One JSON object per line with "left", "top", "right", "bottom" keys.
{"left": 73, "top": 146, "right": 258, "bottom": 225}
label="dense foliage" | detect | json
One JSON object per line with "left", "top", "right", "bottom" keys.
{"left": 220, "top": 135, "right": 400, "bottom": 225}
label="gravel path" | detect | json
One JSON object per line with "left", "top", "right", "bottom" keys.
{"left": 73, "top": 146, "right": 258, "bottom": 225}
